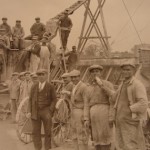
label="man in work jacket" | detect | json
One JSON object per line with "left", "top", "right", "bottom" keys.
{"left": 97, "top": 63, "right": 148, "bottom": 150}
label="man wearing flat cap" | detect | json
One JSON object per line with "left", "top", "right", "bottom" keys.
{"left": 8, "top": 72, "right": 21, "bottom": 123}
{"left": 0, "top": 18, "right": 11, "bottom": 38}
{"left": 60, "top": 72, "right": 74, "bottom": 101}
{"left": 18, "top": 71, "right": 33, "bottom": 105}
{"left": 59, "top": 11, "right": 73, "bottom": 50}
{"left": 69, "top": 69, "right": 88, "bottom": 150}
{"left": 97, "top": 63, "right": 148, "bottom": 150}
{"left": 27, "top": 69, "right": 57, "bottom": 150}
{"left": 29, "top": 17, "right": 46, "bottom": 40}
{"left": 84, "top": 65, "right": 114, "bottom": 150}
{"left": 12, "top": 20, "right": 25, "bottom": 49}
{"left": 115, "top": 63, "right": 148, "bottom": 150}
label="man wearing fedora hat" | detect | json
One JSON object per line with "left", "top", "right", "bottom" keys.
{"left": 12, "top": 20, "right": 25, "bottom": 49}
{"left": 59, "top": 11, "right": 73, "bottom": 50}
{"left": 84, "top": 65, "right": 114, "bottom": 150}
{"left": 27, "top": 69, "right": 57, "bottom": 150}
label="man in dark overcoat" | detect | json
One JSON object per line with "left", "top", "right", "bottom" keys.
{"left": 27, "top": 69, "right": 57, "bottom": 150}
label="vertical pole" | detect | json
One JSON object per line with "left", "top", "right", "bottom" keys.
{"left": 77, "top": 0, "right": 91, "bottom": 52}
{"left": 58, "top": 27, "right": 67, "bottom": 72}
{"left": 98, "top": 0, "right": 111, "bottom": 53}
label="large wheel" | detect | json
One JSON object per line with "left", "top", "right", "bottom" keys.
{"left": 52, "top": 99, "right": 71, "bottom": 146}
{"left": 16, "top": 97, "right": 32, "bottom": 144}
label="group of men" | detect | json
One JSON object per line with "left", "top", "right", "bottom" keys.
{"left": 65, "top": 64, "right": 147, "bottom": 150}
{"left": 0, "top": 11, "right": 73, "bottom": 50}
{"left": 7, "top": 71, "right": 38, "bottom": 123}
{"left": 0, "top": 17, "right": 46, "bottom": 50}
{"left": 6, "top": 62, "right": 146, "bottom": 150}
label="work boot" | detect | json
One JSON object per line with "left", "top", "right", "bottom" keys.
{"left": 78, "top": 144, "right": 88, "bottom": 150}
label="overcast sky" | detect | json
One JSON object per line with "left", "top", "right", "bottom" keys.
{"left": 0, "top": 0, "right": 150, "bottom": 52}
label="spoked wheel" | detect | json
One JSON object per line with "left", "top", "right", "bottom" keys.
{"left": 16, "top": 97, "right": 32, "bottom": 144}
{"left": 52, "top": 99, "right": 72, "bottom": 146}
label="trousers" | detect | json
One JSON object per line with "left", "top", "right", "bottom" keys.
{"left": 60, "top": 29, "right": 70, "bottom": 49}
{"left": 32, "top": 107, "right": 52, "bottom": 150}
{"left": 11, "top": 99, "right": 17, "bottom": 122}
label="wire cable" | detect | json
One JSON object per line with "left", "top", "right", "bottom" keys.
{"left": 111, "top": 0, "right": 145, "bottom": 45}
{"left": 120, "top": 0, "right": 144, "bottom": 46}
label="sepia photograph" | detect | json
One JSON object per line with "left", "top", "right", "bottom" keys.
{"left": 0, "top": 0, "right": 150, "bottom": 150}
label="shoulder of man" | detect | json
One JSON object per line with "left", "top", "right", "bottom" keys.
{"left": 131, "top": 77, "right": 145, "bottom": 88}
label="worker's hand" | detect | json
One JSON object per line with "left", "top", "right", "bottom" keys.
{"left": 95, "top": 76, "right": 103, "bottom": 86}
{"left": 26, "top": 113, "right": 31, "bottom": 119}
{"left": 61, "top": 90, "right": 70, "bottom": 95}
{"left": 84, "top": 120, "right": 90, "bottom": 128}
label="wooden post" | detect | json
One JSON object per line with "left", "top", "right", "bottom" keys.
{"left": 58, "top": 27, "right": 67, "bottom": 72}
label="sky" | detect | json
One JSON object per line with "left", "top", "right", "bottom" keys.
{"left": 0, "top": 0, "right": 150, "bottom": 52}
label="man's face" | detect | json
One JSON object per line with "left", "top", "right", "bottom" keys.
{"left": 72, "top": 46, "right": 76, "bottom": 52}
{"left": 12, "top": 75, "right": 18, "bottom": 80}
{"left": 36, "top": 19, "right": 40, "bottom": 23}
{"left": 90, "top": 69, "right": 101, "bottom": 79}
{"left": 37, "top": 73, "right": 47, "bottom": 82}
{"left": 16, "top": 22, "right": 21, "bottom": 26}
{"left": 25, "top": 74, "right": 31, "bottom": 81}
{"left": 71, "top": 76, "right": 80, "bottom": 85}
{"left": 20, "top": 75, "right": 25, "bottom": 81}
{"left": 62, "top": 77, "right": 70, "bottom": 84}
{"left": 122, "top": 66, "right": 135, "bottom": 80}
{"left": 2, "top": 20, "right": 7, "bottom": 24}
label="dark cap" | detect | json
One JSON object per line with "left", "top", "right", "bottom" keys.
{"left": 2, "top": 17, "right": 7, "bottom": 20}
{"left": 88, "top": 65, "right": 103, "bottom": 72}
{"left": 36, "top": 69, "right": 48, "bottom": 75}
{"left": 120, "top": 63, "right": 136, "bottom": 69}
{"left": 35, "top": 17, "right": 40, "bottom": 20}
{"left": 16, "top": 20, "right": 21, "bottom": 22}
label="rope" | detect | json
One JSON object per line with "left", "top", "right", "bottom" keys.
{"left": 120, "top": 0, "right": 144, "bottom": 47}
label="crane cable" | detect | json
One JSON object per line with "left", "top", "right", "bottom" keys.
{"left": 111, "top": 0, "right": 145, "bottom": 45}
{"left": 120, "top": 0, "right": 144, "bottom": 47}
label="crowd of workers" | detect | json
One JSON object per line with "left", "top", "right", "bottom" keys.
{"left": 2, "top": 62, "right": 149, "bottom": 150}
